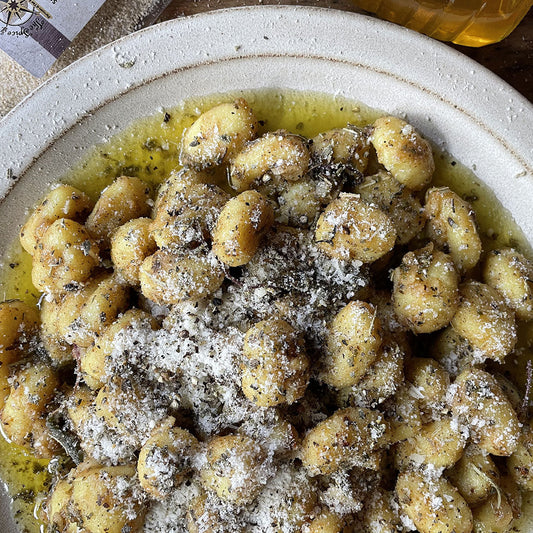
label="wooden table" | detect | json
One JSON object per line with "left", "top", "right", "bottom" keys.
{"left": 160, "top": 0, "right": 533, "bottom": 102}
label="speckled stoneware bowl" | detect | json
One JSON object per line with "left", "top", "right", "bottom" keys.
{"left": 0, "top": 6, "right": 532, "bottom": 532}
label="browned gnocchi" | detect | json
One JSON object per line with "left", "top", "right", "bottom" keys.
{"left": 425, "top": 186, "right": 482, "bottom": 272}
{"left": 0, "top": 96, "right": 531, "bottom": 533}
{"left": 86, "top": 175, "right": 152, "bottom": 249}
{"left": 20, "top": 184, "right": 94, "bottom": 255}
{"left": 241, "top": 318, "right": 309, "bottom": 407}
{"left": 392, "top": 244, "right": 459, "bottom": 334}
{"left": 31, "top": 218, "right": 100, "bottom": 294}
{"left": 212, "top": 189, "right": 274, "bottom": 266}
{"left": 315, "top": 194, "right": 397, "bottom": 262}
{"left": 111, "top": 217, "right": 157, "bottom": 285}
{"left": 451, "top": 280, "right": 517, "bottom": 363}
{"left": 320, "top": 300, "right": 382, "bottom": 388}
{"left": 181, "top": 99, "right": 258, "bottom": 169}
{"left": 370, "top": 115, "right": 435, "bottom": 190}
{"left": 483, "top": 248, "right": 533, "bottom": 321}
{"left": 230, "top": 130, "right": 310, "bottom": 191}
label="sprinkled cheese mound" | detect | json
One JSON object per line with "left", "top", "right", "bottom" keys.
{"left": 1, "top": 98, "right": 531, "bottom": 533}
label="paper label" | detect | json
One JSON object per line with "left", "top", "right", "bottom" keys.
{"left": 0, "top": 0, "right": 107, "bottom": 77}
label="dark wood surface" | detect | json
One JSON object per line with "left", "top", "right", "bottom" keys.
{"left": 160, "top": 0, "right": 532, "bottom": 102}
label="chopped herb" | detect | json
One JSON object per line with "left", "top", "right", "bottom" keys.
{"left": 143, "top": 138, "right": 161, "bottom": 151}
{"left": 13, "top": 490, "right": 34, "bottom": 504}
{"left": 119, "top": 165, "right": 141, "bottom": 176}
{"left": 46, "top": 411, "right": 83, "bottom": 465}
{"left": 464, "top": 194, "right": 478, "bottom": 203}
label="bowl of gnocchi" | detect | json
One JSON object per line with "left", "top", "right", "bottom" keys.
{"left": 0, "top": 5, "right": 532, "bottom": 533}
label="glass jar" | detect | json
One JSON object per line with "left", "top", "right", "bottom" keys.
{"left": 353, "top": 0, "right": 532, "bottom": 46}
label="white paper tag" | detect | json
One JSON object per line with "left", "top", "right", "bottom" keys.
{"left": 0, "top": 0, "right": 107, "bottom": 77}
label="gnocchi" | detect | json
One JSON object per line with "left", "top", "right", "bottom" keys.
{"left": 139, "top": 248, "right": 224, "bottom": 304}
{"left": 80, "top": 308, "right": 158, "bottom": 389}
{"left": 315, "top": 194, "right": 396, "bottom": 262}
{"left": 181, "top": 99, "right": 258, "bottom": 169}
{"left": 450, "top": 368, "right": 520, "bottom": 456}
{"left": 241, "top": 318, "right": 309, "bottom": 406}
{"left": 111, "top": 218, "right": 157, "bottom": 285}
{"left": 370, "top": 115, "right": 435, "bottom": 190}
{"left": 392, "top": 244, "right": 459, "bottom": 334}
{"left": 59, "top": 462, "right": 146, "bottom": 533}
{"left": 425, "top": 187, "right": 482, "bottom": 272}
{"left": 310, "top": 125, "right": 370, "bottom": 176}
{"left": 66, "top": 272, "right": 131, "bottom": 347}
{"left": 0, "top": 300, "right": 40, "bottom": 409}
{"left": 1, "top": 97, "right": 531, "bottom": 533}
{"left": 212, "top": 189, "right": 274, "bottom": 266}
{"left": 483, "top": 248, "right": 533, "bottom": 321}
{"left": 31, "top": 218, "right": 100, "bottom": 294}
{"left": 451, "top": 280, "right": 517, "bottom": 363}
{"left": 1, "top": 363, "right": 59, "bottom": 457}
{"left": 355, "top": 170, "right": 424, "bottom": 244}
{"left": 321, "top": 300, "right": 382, "bottom": 389}
{"left": 20, "top": 185, "right": 93, "bottom": 255}
{"left": 200, "top": 434, "right": 266, "bottom": 504}
{"left": 508, "top": 419, "right": 533, "bottom": 491}
{"left": 150, "top": 181, "right": 229, "bottom": 249}
{"left": 86, "top": 175, "right": 151, "bottom": 249}
{"left": 230, "top": 130, "right": 310, "bottom": 191}
{"left": 137, "top": 418, "right": 199, "bottom": 499}
{"left": 301, "top": 407, "right": 390, "bottom": 475}
{"left": 447, "top": 445, "right": 501, "bottom": 506}
{"left": 396, "top": 471, "right": 473, "bottom": 533}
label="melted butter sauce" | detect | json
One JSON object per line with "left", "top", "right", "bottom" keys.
{"left": 0, "top": 89, "right": 531, "bottom": 532}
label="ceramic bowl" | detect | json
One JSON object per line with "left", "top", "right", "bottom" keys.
{"left": 0, "top": 6, "right": 532, "bottom": 531}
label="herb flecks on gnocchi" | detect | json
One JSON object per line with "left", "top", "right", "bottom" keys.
{"left": 1, "top": 98, "right": 531, "bottom": 533}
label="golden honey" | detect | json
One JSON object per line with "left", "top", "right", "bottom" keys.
{"left": 354, "top": 0, "right": 531, "bottom": 46}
